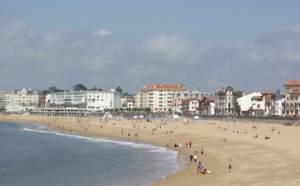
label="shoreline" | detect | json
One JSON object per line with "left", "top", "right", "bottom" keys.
{"left": 1, "top": 114, "right": 300, "bottom": 185}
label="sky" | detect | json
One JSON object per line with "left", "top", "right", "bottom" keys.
{"left": 1, "top": 0, "right": 300, "bottom": 93}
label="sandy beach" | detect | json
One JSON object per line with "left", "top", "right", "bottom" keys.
{"left": 1, "top": 114, "right": 300, "bottom": 186}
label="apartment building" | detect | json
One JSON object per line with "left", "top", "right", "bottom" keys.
{"left": 283, "top": 80, "right": 300, "bottom": 116}
{"left": 135, "top": 84, "right": 186, "bottom": 112}
{"left": 6, "top": 88, "right": 40, "bottom": 112}
{"left": 214, "top": 86, "right": 236, "bottom": 115}
{"left": 46, "top": 89, "right": 122, "bottom": 111}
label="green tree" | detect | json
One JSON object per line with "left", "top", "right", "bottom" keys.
{"left": 73, "top": 84, "right": 87, "bottom": 91}
{"left": 144, "top": 107, "right": 151, "bottom": 113}
{"left": 41, "top": 90, "right": 50, "bottom": 95}
{"left": 115, "top": 86, "right": 123, "bottom": 94}
{"left": 235, "top": 90, "right": 243, "bottom": 99}
{"left": 234, "top": 90, "right": 243, "bottom": 116}
{"left": 235, "top": 104, "right": 241, "bottom": 116}
{"left": 48, "top": 86, "right": 63, "bottom": 93}
{"left": 89, "top": 86, "right": 103, "bottom": 91}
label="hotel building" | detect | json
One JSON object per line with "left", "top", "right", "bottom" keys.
{"left": 46, "top": 89, "right": 122, "bottom": 111}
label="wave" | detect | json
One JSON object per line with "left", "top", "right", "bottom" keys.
{"left": 21, "top": 127, "right": 177, "bottom": 155}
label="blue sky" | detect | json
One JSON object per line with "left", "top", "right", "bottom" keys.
{"left": 1, "top": 1, "right": 300, "bottom": 93}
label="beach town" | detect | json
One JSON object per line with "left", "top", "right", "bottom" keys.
{"left": 1, "top": 80, "right": 300, "bottom": 185}
{"left": 1, "top": 1, "right": 300, "bottom": 185}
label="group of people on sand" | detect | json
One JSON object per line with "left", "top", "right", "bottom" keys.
{"left": 197, "top": 161, "right": 210, "bottom": 174}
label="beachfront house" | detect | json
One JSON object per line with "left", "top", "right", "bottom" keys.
{"left": 283, "top": 80, "right": 300, "bottom": 117}
{"left": 121, "top": 97, "right": 135, "bottom": 110}
{"left": 214, "top": 86, "right": 237, "bottom": 115}
{"left": 270, "top": 89, "right": 284, "bottom": 116}
{"left": 199, "top": 96, "right": 215, "bottom": 115}
{"left": 238, "top": 91, "right": 276, "bottom": 117}
{"left": 181, "top": 98, "right": 200, "bottom": 114}
{"left": 237, "top": 92, "right": 261, "bottom": 116}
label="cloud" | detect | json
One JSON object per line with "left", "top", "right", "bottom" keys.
{"left": 253, "top": 28, "right": 300, "bottom": 48}
{"left": 0, "top": 19, "right": 299, "bottom": 93}
{"left": 92, "top": 29, "right": 113, "bottom": 37}
{"left": 139, "top": 33, "right": 199, "bottom": 63}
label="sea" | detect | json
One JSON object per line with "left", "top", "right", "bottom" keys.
{"left": 0, "top": 121, "right": 186, "bottom": 186}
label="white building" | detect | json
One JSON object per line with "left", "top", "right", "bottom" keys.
{"left": 135, "top": 84, "right": 186, "bottom": 112}
{"left": 210, "top": 102, "right": 215, "bottom": 115}
{"left": 46, "top": 89, "right": 121, "bottom": 111}
{"left": 237, "top": 92, "right": 262, "bottom": 116}
{"left": 121, "top": 97, "right": 135, "bottom": 109}
{"left": 270, "top": 89, "right": 284, "bottom": 116}
{"left": 182, "top": 98, "right": 199, "bottom": 114}
{"left": 6, "top": 88, "right": 40, "bottom": 112}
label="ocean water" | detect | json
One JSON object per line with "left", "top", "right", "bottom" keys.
{"left": 0, "top": 121, "right": 185, "bottom": 186}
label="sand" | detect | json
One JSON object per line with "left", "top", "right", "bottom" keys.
{"left": 1, "top": 114, "right": 300, "bottom": 186}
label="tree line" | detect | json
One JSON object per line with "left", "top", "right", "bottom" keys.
{"left": 41, "top": 84, "right": 126, "bottom": 95}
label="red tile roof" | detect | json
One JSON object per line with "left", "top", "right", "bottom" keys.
{"left": 261, "top": 90, "right": 275, "bottom": 95}
{"left": 125, "top": 98, "right": 135, "bottom": 102}
{"left": 284, "top": 80, "right": 300, "bottom": 86}
{"left": 141, "top": 84, "right": 186, "bottom": 91}
{"left": 217, "top": 89, "right": 226, "bottom": 94}
{"left": 252, "top": 96, "right": 262, "bottom": 100}
{"left": 182, "top": 98, "right": 199, "bottom": 103}
{"left": 201, "top": 96, "right": 215, "bottom": 102}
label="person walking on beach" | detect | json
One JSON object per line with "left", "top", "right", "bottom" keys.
{"left": 190, "top": 155, "right": 193, "bottom": 162}
{"left": 194, "top": 154, "right": 198, "bottom": 163}
{"left": 228, "top": 159, "right": 232, "bottom": 173}
{"left": 197, "top": 161, "right": 203, "bottom": 173}
{"left": 189, "top": 141, "right": 192, "bottom": 148}
{"left": 201, "top": 147, "right": 204, "bottom": 155}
